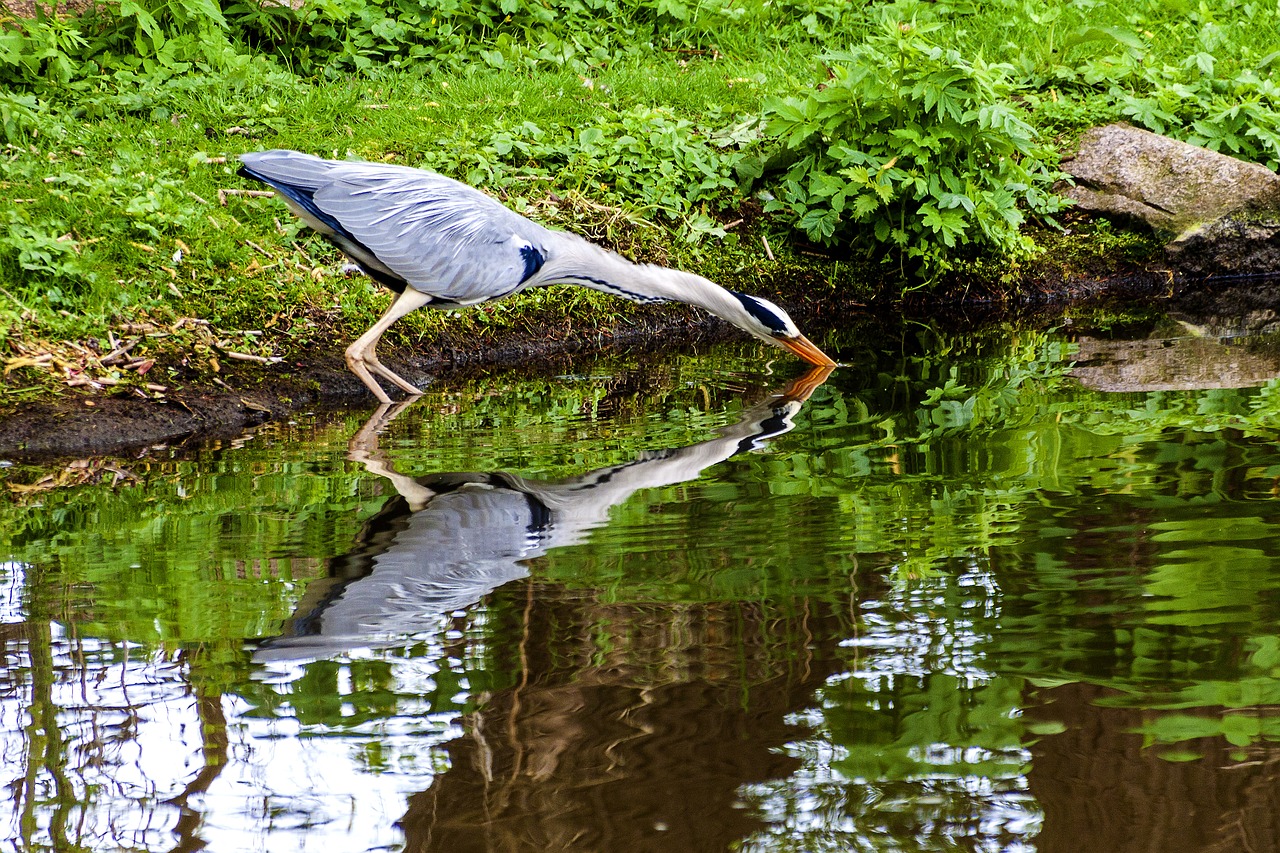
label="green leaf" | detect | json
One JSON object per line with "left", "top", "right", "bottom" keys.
{"left": 853, "top": 194, "right": 882, "bottom": 217}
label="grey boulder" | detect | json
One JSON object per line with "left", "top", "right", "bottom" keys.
{"left": 1060, "top": 122, "right": 1280, "bottom": 275}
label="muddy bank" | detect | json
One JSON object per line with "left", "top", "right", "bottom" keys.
{"left": 0, "top": 264, "right": 1233, "bottom": 460}
{"left": 0, "top": 307, "right": 757, "bottom": 459}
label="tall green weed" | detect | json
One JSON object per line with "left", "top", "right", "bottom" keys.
{"left": 418, "top": 106, "right": 749, "bottom": 241}
{"left": 759, "top": 13, "right": 1066, "bottom": 279}
{"left": 1093, "top": 53, "right": 1280, "bottom": 170}
{"left": 0, "top": 92, "right": 42, "bottom": 142}
{"left": 962, "top": 0, "right": 1280, "bottom": 169}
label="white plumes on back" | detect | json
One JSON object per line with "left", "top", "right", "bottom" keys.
{"left": 315, "top": 167, "right": 555, "bottom": 303}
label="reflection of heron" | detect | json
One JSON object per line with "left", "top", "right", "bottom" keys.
{"left": 254, "top": 367, "right": 832, "bottom": 660}
{"left": 237, "top": 151, "right": 836, "bottom": 403}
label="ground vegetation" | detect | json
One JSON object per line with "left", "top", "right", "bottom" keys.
{"left": 0, "top": 0, "right": 1277, "bottom": 408}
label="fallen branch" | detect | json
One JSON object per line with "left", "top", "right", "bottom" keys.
{"left": 218, "top": 188, "right": 275, "bottom": 206}
{"left": 223, "top": 351, "right": 284, "bottom": 365}
{"left": 245, "top": 239, "right": 275, "bottom": 259}
{"left": 100, "top": 338, "right": 140, "bottom": 365}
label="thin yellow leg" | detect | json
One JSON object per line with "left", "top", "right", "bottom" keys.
{"left": 344, "top": 288, "right": 433, "bottom": 403}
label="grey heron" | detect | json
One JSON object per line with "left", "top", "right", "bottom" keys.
{"left": 237, "top": 150, "right": 837, "bottom": 403}
{"left": 254, "top": 365, "right": 832, "bottom": 659}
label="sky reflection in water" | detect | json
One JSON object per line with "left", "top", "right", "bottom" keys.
{"left": 6, "top": 298, "right": 1280, "bottom": 850}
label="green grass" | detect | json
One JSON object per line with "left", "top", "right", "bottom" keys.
{"left": 1, "top": 0, "right": 1277, "bottom": 397}
{"left": 0, "top": 56, "right": 849, "bottom": 392}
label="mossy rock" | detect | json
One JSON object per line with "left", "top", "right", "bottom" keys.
{"left": 1061, "top": 123, "right": 1280, "bottom": 276}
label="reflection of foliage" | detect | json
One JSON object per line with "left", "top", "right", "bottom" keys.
{"left": 1066, "top": 383, "right": 1280, "bottom": 439}
{"left": 825, "top": 673, "right": 1027, "bottom": 780}
{"left": 1108, "top": 635, "right": 1280, "bottom": 750}
{"left": 12, "top": 323, "right": 1280, "bottom": 847}
{"left": 742, "top": 671, "right": 1036, "bottom": 851}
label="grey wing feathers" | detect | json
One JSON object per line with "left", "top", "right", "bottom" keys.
{"left": 317, "top": 168, "right": 547, "bottom": 304}
{"left": 238, "top": 150, "right": 337, "bottom": 191}
{"left": 241, "top": 151, "right": 552, "bottom": 304}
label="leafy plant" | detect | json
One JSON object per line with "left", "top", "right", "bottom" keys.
{"left": 416, "top": 106, "right": 752, "bottom": 242}
{"left": 0, "top": 0, "right": 827, "bottom": 88}
{"left": 1107, "top": 59, "right": 1280, "bottom": 170}
{"left": 0, "top": 91, "right": 41, "bottom": 142}
{"left": 0, "top": 5, "right": 88, "bottom": 83}
{"left": 1009, "top": 0, "right": 1280, "bottom": 169}
{"left": 0, "top": 209, "right": 96, "bottom": 296}
{"left": 759, "top": 11, "right": 1067, "bottom": 279}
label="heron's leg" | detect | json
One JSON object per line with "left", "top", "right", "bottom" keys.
{"left": 365, "top": 353, "right": 424, "bottom": 398}
{"left": 347, "top": 400, "right": 436, "bottom": 511}
{"left": 345, "top": 288, "right": 433, "bottom": 403}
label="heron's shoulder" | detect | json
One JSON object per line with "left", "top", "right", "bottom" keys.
{"left": 328, "top": 164, "right": 551, "bottom": 235}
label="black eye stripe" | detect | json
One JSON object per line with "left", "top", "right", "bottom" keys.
{"left": 731, "top": 291, "right": 789, "bottom": 335}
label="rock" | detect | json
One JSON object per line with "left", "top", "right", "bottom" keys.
{"left": 1060, "top": 123, "right": 1280, "bottom": 275}
{"left": 1167, "top": 217, "right": 1280, "bottom": 276}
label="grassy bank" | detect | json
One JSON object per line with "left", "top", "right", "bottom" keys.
{"left": 1, "top": 0, "right": 1277, "bottom": 406}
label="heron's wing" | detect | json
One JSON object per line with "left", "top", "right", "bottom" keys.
{"left": 314, "top": 165, "right": 551, "bottom": 304}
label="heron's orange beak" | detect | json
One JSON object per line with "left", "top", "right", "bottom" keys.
{"left": 779, "top": 334, "right": 838, "bottom": 368}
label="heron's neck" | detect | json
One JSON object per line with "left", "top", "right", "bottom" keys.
{"left": 545, "top": 236, "right": 741, "bottom": 318}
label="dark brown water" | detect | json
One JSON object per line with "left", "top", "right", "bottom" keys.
{"left": 5, "top": 307, "right": 1280, "bottom": 851}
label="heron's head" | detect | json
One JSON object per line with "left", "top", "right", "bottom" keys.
{"left": 724, "top": 291, "right": 838, "bottom": 368}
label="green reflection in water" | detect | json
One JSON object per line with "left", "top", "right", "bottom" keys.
{"left": 4, "top": 322, "right": 1280, "bottom": 851}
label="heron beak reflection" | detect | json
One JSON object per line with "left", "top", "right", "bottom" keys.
{"left": 780, "top": 334, "right": 839, "bottom": 368}
{"left": 779, "top": 364, "right": 836, "bottom": 403}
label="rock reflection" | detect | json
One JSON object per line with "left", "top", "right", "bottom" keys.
{"left": 1073, "top": 284, "right": 1280, "bottom": 392}
{"left": 1072, "top": 331, "right": 1280, "bottom": 392}
{"left": 256, "top": 366, "right": 833, "bottom": 659}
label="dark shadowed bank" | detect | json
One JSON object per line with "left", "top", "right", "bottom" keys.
{"left": 0, "top": 259, "right": 1201, "bottom": 459}
{"left": 0, "top": 296, "right": 816, "bottom": 458}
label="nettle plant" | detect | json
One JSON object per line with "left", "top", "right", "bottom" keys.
{"left": 761, "top": 15, "right": 1066, "bottom": 279}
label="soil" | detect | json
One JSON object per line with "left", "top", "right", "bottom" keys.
{"left": 0, "top": 262, "right": 1199, "bottom": 462}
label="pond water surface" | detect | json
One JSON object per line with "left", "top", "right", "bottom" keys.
{"left": 6, "top": 301, "right": 1280, "bottom": 852}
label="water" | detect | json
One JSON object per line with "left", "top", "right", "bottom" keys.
{"left": 5, "top": 304, "right": 1280, "bottom": 852}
